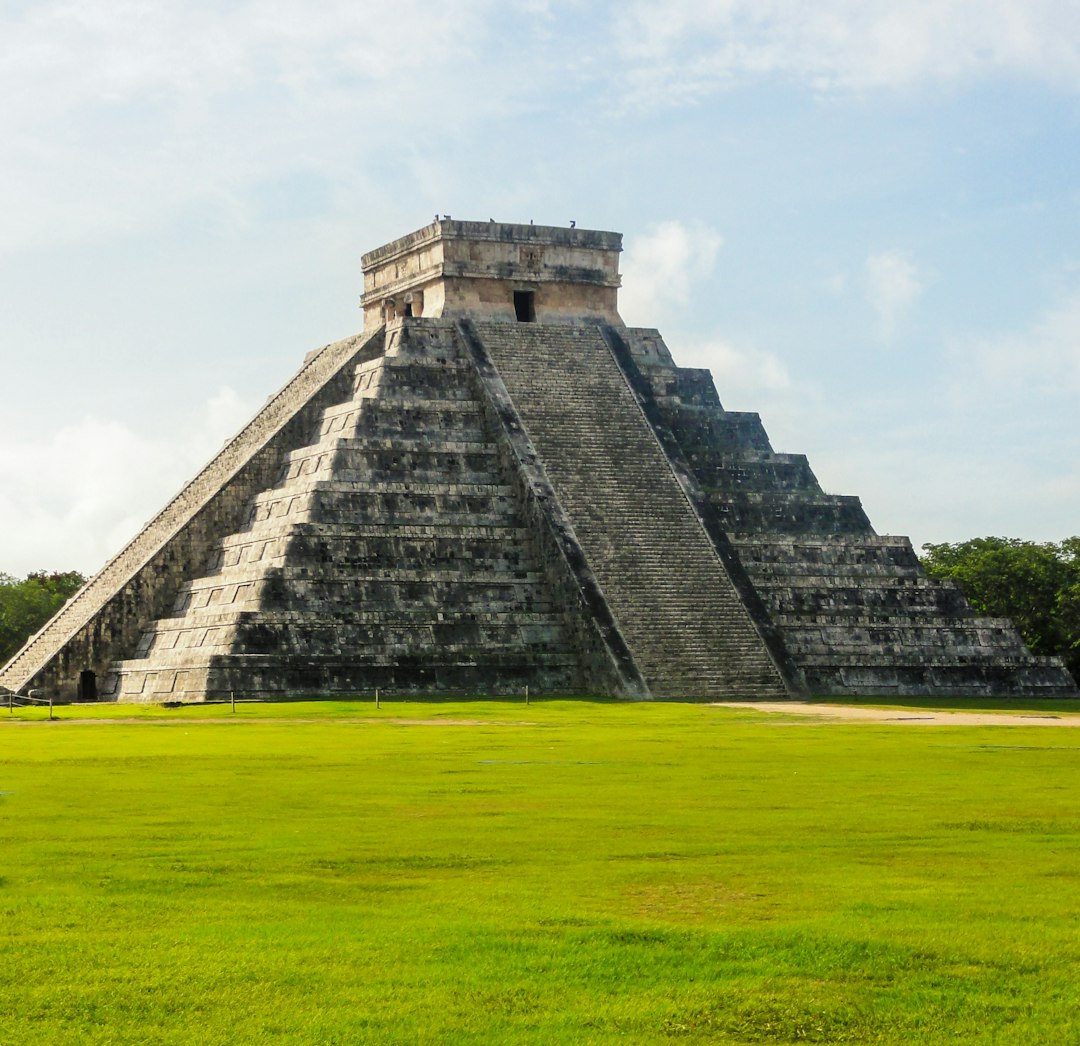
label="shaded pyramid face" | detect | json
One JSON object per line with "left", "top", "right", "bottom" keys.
{"left": 106, "top": 324, "right": 589, "bottom": 701}
{"left": 616, "top": 328, "right": 1076, "bottom": 696}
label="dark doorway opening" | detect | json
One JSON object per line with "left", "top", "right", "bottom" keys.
{"left": 514, "top": 290, "right": 536, "bottom": 322}
{"left": 78, "top": 670, "right": 97, "bottom": 702}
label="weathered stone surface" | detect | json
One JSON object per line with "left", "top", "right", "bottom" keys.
{"left": 361, "top": 219, "right": 622, "bottom": 328}
{"left": 3, "top": 219, "right": 1075, "bottom": 701}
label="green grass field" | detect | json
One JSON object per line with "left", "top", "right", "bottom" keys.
{"left": 3, "top": 698, "right": 1079, "bottom": 1044}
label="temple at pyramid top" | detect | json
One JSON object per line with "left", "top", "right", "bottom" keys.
{"left": 360, "top": 219, "right": 623, "bottom": 327}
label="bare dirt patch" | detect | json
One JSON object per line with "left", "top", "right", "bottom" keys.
{"left": 711, "top": 701, "right": 1080, "bottom": 726}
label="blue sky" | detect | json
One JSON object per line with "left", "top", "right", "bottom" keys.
{"left": 2, "top": 0, "right": 1079, "bottom": 576}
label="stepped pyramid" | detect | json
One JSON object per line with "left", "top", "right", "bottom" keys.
{"left": 3, "top": 219, "right": 1075, "bottom": 702}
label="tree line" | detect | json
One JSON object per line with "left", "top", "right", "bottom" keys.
{"left": 921, "top": 537, "right": 1080, "bottom": 684}
{"left": 0, "top": 571, "right": 86, "bottom": 665}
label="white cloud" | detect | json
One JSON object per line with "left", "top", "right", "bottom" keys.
{"left": 204, "top": 386, "right": 252, "bottom": 443}
{"left": 812, "top": 433, "right": 1080, "bottom": 551}
{"left": 620, "top": 220, "right": 724, "bottom": 325}
{"left": 682, "top": 335, "right": 792, "bottom": 397}
{"left": 822, "top": 271, "right": 848, "bottom": 297}
{"left": 865, "top": 250, "right": 922, "bottom": 339}
{"left": 613, "top": 0, "right": 1080, "bottom": 103}
{"left": 0, "top": 386, "right": 254, "bottom": 576}
{"left": 848, "top": 282, "right": 1080, "bottom": 545}
{"left": 620, "top": 219, "right": 793, "bottom": 409}
{"left": 947, "top": 285, "right": 1080, "bottom": 397}
{"left": 0, "top": 0, "right": 541, "bottom": 254}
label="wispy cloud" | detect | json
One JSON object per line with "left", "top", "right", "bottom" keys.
{"left": 0, "top": 0, "right": 548, "bottom": 253}
{"left": 865, "top": 250, "right": 922, "bottom": 339}
{"left": 947, "top": 284, "right": 1080, "bottom": 397}
{"left": 620, "top": 219, "right": 793, "bottom": 407}
{"left": 0, "top": 386, "right": 253, "bottom": 576}
{"left": 620, "top": 219, "right": 724, "bottom": 324}
{"left": 613, "top": 1, "right": 1080, "bottom": 105}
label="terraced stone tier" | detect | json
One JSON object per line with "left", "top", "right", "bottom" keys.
{"left": 711, "top": 492, "right": 872, "bottom": 535}
{"left": 726, "top": 534, "right": 1056, "bottom": 692}
{"left": 112, "top": 649, "right": 578, "bottom": 703}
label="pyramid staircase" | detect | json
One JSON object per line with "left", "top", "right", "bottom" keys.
{"left": 470, "top": 320, "right": 788, "bottom": 700}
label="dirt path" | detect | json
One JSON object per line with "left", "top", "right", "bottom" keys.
{"left": 4, "top": 705, "right": 1078, "bottom": 728}
{"left": 711, "top": 701, "right": 1080, "bottom": 726}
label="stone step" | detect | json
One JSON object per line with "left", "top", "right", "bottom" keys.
{"left": 685, "top": 452, "right": 821, "bottom": 494}
{"left": 298, "top": 436, "right": 498, "bottom": 456}
{"left": 174, "top": 568, "right": 549, "bottom": 608}
{"left": 140, "top": 621, "right": 569, "bottom": 658}
{"left": 217, "top": 521, "right": 526, "bottom": 551}
{"left": 772, "top": 612, "right": 995, "bottom": 627}
{"left": 803, "top": 661, "right": 1078, "bottom": 697}
{"left": 247, "top": 477, "right": 515, "bottom": 506}
{"left": 821, "top": 651, "right": 1057, "bottom": 667}
{"left": 784, "top": 636, "right": 1033, "bottom": 659}
{"left": 242, "top": 480, "right": 517, "bottom": 529}
{"left": 110, "top": 649, "right": 582, "bottom": 676}
{"left": 661, "top": 407, "right": 773, "bottom": 454}
{"left": 110, "top": 646, "right": 579, "bottom": 690}
{"left": 708, "top": 491, "right": 873, "bottom": 536}
{"left": 748, "top": 582, "right": 970, "bottom": 618}
{"left": 106, "top": 655, "right": 583, "bottom": 703}
{"left": 145, "top": 607, "right": 564, "bottom": 631}
{"left": 730, "top": 534, "right": 920, "bottom": 550}
{"left": 153, "top": 592, "right": 561, "bottom": 628}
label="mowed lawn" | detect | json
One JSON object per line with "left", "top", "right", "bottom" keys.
{"left": 2, "top": 699, "right": 1079, "bottom": 1044}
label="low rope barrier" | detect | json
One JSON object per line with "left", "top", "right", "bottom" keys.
{"left": 4, "top": 687, "right": 55, "bottom": 717}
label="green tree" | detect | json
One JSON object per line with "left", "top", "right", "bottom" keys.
{"left": 0, "top": 570, "right": 86, "bottom": 666}
{"left": 921, "top": 537, "right": 1080, "bottom": 683}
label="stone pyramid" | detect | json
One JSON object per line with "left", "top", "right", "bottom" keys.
{"left": 2, "top": 220, "right": 1075, "bottom": 702}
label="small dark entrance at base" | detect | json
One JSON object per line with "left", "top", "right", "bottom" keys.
{"left": 78, "top": 670, "right": 97, "bottom": 701}
{"left": 514, "top": 290, "right": 536, "bottom": 322}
